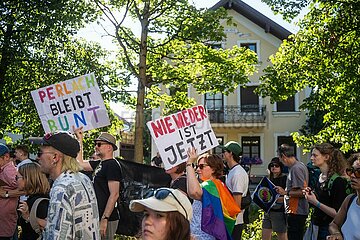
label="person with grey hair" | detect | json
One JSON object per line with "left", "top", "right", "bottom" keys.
{"left": 36, "top": 131, "right": 100, "bottom": 239}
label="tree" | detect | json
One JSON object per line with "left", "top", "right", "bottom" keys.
{"left": 0, "top": 0, "right": 124, "bottom": 156}
{"left": 257, "top": 0, "right": 360, "bottom": 152}
{"left": 94, "top": 0, "right": 258, "bottom": 162}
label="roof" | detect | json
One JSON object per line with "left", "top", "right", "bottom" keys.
{"left": 210, "top": 0, "right": 292, "bottom": 40}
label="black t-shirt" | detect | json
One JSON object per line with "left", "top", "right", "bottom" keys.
{"left": 270, "top": 174, "right": 287, "bottom": 212}
{"left": 19, "top": 194, "right": 49, "bottom": 240}
{"left": 313, "top": 176, "right": 348, "bottom": 226}
{"left": 89, "top": 159, "right": 122, "bottom": 221}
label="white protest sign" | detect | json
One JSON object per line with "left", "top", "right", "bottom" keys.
{"left": 31, "top": 73, "right": 110, "bottom": 133}
{"left": 147, "top": 105, "right": 219, "bottom": 170}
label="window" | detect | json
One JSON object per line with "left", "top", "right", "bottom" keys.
{"left": 277, "top": 136, "right": 297, "bottom": 156}
{"left": 213, "top": 137, "right": 224, "bottom": 155}
{"left": 240, "top": 43, "right": 257, "bottom": 53}
{"left": 276, "top": 96, "right": 295, "bottom": 112}
{"left": 240, "top": 86, "right": 259, "bottom": 112}
{"left": 242, "top": 136, "right": 260, "bottom": 158}
{"left": 205, "top": 92, "right": 223, "bottom": 110}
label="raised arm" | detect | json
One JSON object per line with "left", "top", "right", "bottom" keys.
{"left": 186, "top": 148, "right": 203, "bottom": 200}
{"left": 73, "top": 126, "right": 93, "bottom": 171}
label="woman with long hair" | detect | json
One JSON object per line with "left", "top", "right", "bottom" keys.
{"left": 17, "top": 162, "right": 50, "bottom": 239}
{"left": 303, "top": 143, "right": 350, "bottom": 239}
{"left": 130, "top": 188, "right": 192, "bottom": 240}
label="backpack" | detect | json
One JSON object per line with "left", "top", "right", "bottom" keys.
{"left": 241, "top": 188, "right": 252, "bottom": 210}
{"left": 114, "top": 159, "right": 171, "bottom": 236}
{"left": 29, "top": 197, "right": 49, "bottom": 238}
{"left": 327, "top": 173, "right": 353, "bottom": 195}
{"left": 307, "top": 162, "right": 321, "bottom": 190}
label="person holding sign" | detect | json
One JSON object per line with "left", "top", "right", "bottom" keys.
{"left": 75, "top": 127, "right": 121, "bottom": 240}
{"left": 262, "top": 157, "right": 288, "bottom": 240}
{"left": 186, "top": 148, "right": 240, "bottom": 240}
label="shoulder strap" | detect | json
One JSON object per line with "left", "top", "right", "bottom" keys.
{"left": 327, "top": 173, "right": 340, "bottom": 190}
{"left": 345, "top": 194, "right": 356, "bottom": 220}
{"left": 29, "top": 198, "right": 49, "bottom": 234}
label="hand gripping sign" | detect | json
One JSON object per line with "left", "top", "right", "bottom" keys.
{"left": 31, "top": 73, "right": 110, "bottom": 133}
{"left": 147, "top": 105, "right": 219, "bottom": 170}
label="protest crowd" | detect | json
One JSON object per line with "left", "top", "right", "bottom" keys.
{"left": 0, "top": 74, "right": 359, "bottom": 240}
{"left": 1, "top": 125, "right": 360, "bottom": 240}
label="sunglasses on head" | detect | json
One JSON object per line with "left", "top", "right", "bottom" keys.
{"left": 146, "top": 188, "right": 188, "bottom": 220}
{"left": 270, "top": 163, "right": 280, "bottom": 168}
{"left": 346, "top": 167, "right": 360, "bottom": 178}
{"left": 196, "top": 163, "right": 209, "bottom": 170}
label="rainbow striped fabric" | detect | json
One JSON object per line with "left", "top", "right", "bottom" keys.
{"left": 201, "top": 179, "right": 241, "bottom": 240}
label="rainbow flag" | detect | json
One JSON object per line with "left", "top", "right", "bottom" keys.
{"left": 201, "top": 179, "right": 241, "bottom": 240}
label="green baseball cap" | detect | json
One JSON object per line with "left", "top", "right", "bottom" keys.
{"left": 220, "top": 141, "right": 242, "bottom": 156}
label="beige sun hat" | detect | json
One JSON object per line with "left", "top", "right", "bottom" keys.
{"left": 129, "top": 188, "right": 192, "bottom": 221}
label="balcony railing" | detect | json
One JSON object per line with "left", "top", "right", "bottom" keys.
{"left": 207, "top": 105, "right": 266, "bottom": 124}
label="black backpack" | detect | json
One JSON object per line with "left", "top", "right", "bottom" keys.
{"left": 115, "top": 159, "right": 171, "bottom": 236}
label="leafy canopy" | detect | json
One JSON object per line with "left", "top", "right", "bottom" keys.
{"left": 257, "top": 0, "right": 360, "bottom": 152}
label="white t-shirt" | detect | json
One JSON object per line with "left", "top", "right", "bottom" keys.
{"left": 226, "top": 164, "right": 249, "bottom": 224}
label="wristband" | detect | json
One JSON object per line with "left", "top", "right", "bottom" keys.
{"left": 101, "top": 215, "right": 109, "bottom": 220}
{"left": 316, "top": 201, "right": 321, "bottom": 208}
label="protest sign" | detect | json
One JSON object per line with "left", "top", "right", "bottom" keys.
{"left": 31, "top": 73, "right": 110, "bottom": 133}
{"left": 147, "top": 105, "right": 219, "bottom": 170}
{"left": 252, "top": 177, "right": 280, "bottom": 213}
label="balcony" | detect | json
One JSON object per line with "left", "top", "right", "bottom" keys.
{"left": 207, "top": 105, "right": 266, "bottom": 124}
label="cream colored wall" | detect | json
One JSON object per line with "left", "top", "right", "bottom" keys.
{"left": 189, "top": 9, "right": 309, "bottom": 177}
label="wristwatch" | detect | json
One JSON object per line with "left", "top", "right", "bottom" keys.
{"left": 5, "top": 191, "right": 9, "bottom": 198}
{"left": 101, "top": 215, "right": 109, "bottom": 220}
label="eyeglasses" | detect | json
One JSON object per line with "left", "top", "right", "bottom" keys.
{"left": 196, "top": 164, "right": 209, "bottom": 170}
{"left": 270, "top": 163, "right": 280, "bottom": 168}
{"left": 37, "top": 151, "right": 55, "bottom": 158}
{"left": 15, "top": 175, "right": 23, "bottom": 181}
{"left": 346, "top": 167, "right": 360, "bottom": 178}
{"left": 149, "top": 188, "right": 188, "bottom": 220}
{"left": 95, "top": 142, "right": 109, "bottom": 147}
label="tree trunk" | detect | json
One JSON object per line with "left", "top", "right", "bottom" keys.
{"left": 133, "top": 3, "right": 150, "bottom": 163}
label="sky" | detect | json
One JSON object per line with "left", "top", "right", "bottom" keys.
{"left": 76, "top": 0, "right": 299, "bottom": 120}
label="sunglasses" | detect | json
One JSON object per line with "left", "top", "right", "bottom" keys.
{"left": 37, "top": 151, "right": 55, "bottom": 158}
{"left": 270, "top": 163, "right": 280, "bottom": 168}
{"left": 146, "top": 188, "right": 188, "bottom": 220}
{"left": 15, "top": 175, "right": 23, "bottom": 181}
{"left": 95, "top": 142, "right": 110, "bottom": 147}
{"left": 346, "top": 167, "right": 360, "bottom": 178}
{"left": 196, "top": 164, "right": 209, "bottom": 170}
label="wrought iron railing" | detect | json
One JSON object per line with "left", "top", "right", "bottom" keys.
{"left": 207, "top": 105, "right": 266, "bottom": 123}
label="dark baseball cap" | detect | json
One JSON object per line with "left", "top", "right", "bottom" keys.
{"left": 31, "top": 132, "right": 80, "bottom": 158}
{"left": 0, "top": 143, "right": 10, "bottom": 156}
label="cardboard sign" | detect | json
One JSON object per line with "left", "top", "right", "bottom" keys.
{"left": 147, "top": 105, "right": 219, "bottom": 170}
{"left": 31, "top": 73, "right": 110, "bottom": 133}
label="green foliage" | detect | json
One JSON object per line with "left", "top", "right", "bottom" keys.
{"left": 95, "top": 0, "right": 259, "bottom": 161}
{"left": 261, "top": 0, "right": 310, "bottom": 21}
{"left": 257, "top": 0, "right": 360, "bottom": 152}
{"left": 0, "top": 0, "right": 125, "bottom": 153}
